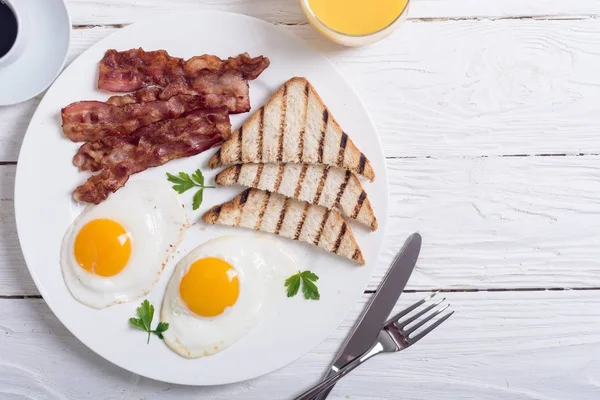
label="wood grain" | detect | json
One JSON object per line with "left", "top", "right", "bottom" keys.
{"left": 0, "top": 100, "right": 39, "bottom": 163}
{"left": 65, "top": 0, "right": 600, "bottom": 25}
{"left": 291, "top": 19, "right": 600, "bottom": 158}
{"left": 3, "top": 155, "right": 599, "bottom": 296}
{"left": 0, "top": 166, "right": 33, "bottom": 297}
{"left": 5, "top": 19, "right": 600, "bottom": 161}
{"left": 1, "top": 291, "right": 598, "bottom": 399}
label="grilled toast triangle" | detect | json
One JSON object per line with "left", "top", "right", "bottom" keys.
{"left": 208, "top": 77, "right": 375, "bottom": 182}
{"left": 202, "top": 188, "right": 365, "bottom": 265}
{"left": 216, "top": 163, "right": 378, "bottom": 231}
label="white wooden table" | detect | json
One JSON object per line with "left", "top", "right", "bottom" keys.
{"left": 2, "top": 1, "right": 600, "bottom": 398}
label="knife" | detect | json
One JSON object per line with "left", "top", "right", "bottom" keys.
{"left": 313, "top": 232, "right": 422, "bottom": 400}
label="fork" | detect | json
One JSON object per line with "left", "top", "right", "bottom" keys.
{"left": 294, "top": 292, "right": 454, "bottom": 400}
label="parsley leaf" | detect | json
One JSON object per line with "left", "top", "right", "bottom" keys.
{"left": 301, "top": 273, "right": 320, "bottom": 300}
{"left": 192, "top": 188, "right": 204, "bottom": 211}
{"left": 166, "top": 172, "right": 195, "bottom": 194}
{"left": 285, "top": 274, "right": 301, "bottom": 297}
{"left": 128, "top": 318, "right": 145, "bottom": 331}
{"left": 166, "top": 169, "right": 215, "bottom": 210}
{"left": 153, "top": 322, "right": 170, "bottom": 340}
{"left": 128, "top": 300, "right": 169, "bottom": 343}
{"left": 285, "top": 270, "right": 320, "bottom": 300}
{"left": 191, "top": 169, "right": 204, "bottom": 186}
{"left": 301, "top": 270, "right": 319, "bottom": 282}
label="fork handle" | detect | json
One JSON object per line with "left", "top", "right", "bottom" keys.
{"left": 293, "top": 342, "right": 384, "bottom": 400}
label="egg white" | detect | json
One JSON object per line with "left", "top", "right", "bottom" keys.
{"left": 60, "top": 181, "right": 189, "bottom": 309}
{"left": 161, "top": 235, "right": 298, "bottom": 358}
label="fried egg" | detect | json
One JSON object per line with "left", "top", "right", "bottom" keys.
{"left": 161, "top": 236, "right": 297, "bottom": 358}
{"left": 61, "top": 181, "right": 189, "bottom": 309}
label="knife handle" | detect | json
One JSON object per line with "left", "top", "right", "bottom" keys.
{"left": 294, "top": 342, "right": 383, "bottom": 400}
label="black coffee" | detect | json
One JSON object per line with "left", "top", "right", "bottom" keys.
{"left": 0, "top": 2, "right": 18, "bottom": 58}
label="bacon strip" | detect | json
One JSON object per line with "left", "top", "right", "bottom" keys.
{"left": 98, "top": 49, "right": 270, "bottom": 113}
{"left": 61, "top": 94, "right": 235, "bottom": 142}
{"left": 106, "top": 86, "right": 163, "bottom": 106}
{"left": 106, "top": 83, "right": 241, "bottom": 114}
{"left": 73, "top": 107, "right": 231, "bottom": 204}
{"left": 99, "top": 50, "right": 269, "bottom": 90}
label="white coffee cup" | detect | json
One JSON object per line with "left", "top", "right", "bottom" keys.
{"left": 0, "top": 0, "right": 29, "bottom": 68}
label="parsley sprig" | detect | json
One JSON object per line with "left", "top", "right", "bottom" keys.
{"left": 128, "top": 300, "right": 169, "bottom": 344}
{"left": 167, "top": 169, "right": 215, "bottom": 210}
{"left": 285, "top": 270, "right": 320, "bottom": 300}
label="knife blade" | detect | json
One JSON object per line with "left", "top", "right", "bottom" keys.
{"left": 314, "top": 232, "right": 422, "bottom": 399}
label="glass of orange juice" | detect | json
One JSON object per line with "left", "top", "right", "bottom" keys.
{"left": 300, "top": 0, "right": 410, "bottom": 46}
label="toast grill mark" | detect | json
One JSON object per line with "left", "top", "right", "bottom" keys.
{"left": 258, "top": 108, "right": 264, "bottom": 161}
{"left": 314, "top": 208, "right": 330, "bottom": 245}
{"left": 274, "top": 164, "right": 285, "bottom": 191}
{"left": 358, "top": 153, "right": 366, "bottom": 175}
{"left": 352, "top": 249, "right": 361, "bottom": 261}
{"left": 318, "top": 109, "right": 328, "bottom": 163}
{"left": 294, "top": 164, "right": 308, "bottom": 198}
{"left": 333, "top": 222, "right": 347, "bottom": 254}
{"left": 274, "top": 197, "right": 289, "bottom": 235}
{"left": 337, "top": 132, "right": 348, "bottom": 167}
{"left": 277, "top": 84, "right": 288, "bottom": 163}
{"left": 237, "top": 188, "right": 251, "bottom": 226}
{"left": 352, "top": 190, "right": 367, "bottom": 219}
{"left": 233, "top": 164, "right": 242, "bottom": 182}
{"left": 238, "top": 127, "right": 244, "bottom": 163}
{"left": 313, "top": 166, "right": 329, "bottom": 204}
{"left": 239, "top": 188, "right": 251, "bottom": 205}
{"left": 211, "top": 205, "right": 223, "bottom": 223}
{"left": 253, "top": 163, "right": 264, "bottom": 187}
{"left": 294, "top": 202, "right": 310, "bottom": 240}
{"left": 255, "top": 191, "right": 271, "bottom": 230}
{"left": 335, "top": 170, "right": 351, "bottom": 204}
{"left": 298, "top": 82, "right": 310, "bottom": 162}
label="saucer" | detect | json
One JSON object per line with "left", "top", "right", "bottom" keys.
{"left": 0, "top": 0, "right": 70, "bottom": 106}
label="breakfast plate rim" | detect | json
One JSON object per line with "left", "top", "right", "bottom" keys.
{"left": 13, "top": 10, "right": 389, "bottom": 386}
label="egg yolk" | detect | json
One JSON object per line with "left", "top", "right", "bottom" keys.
{"left": 73, "top": 219, "right": 131, "bottom": 277}
{"left": 179, "top": 257, "right": 239, "bottom": 318}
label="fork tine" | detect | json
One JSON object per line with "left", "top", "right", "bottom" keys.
{"left": 408, "top": 310, "right": 454, "bottom": 345}
{"left": 404, "top": 303, "right": 450, "bottom": 335}
{"left": 384, "top": 291, "right": 439, "bottom": 325}
{"left": 394, "top": 297, "right": 445, "bottom": 328}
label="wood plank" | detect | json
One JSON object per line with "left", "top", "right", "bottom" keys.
{"left": 0, "top": 165, "right": 36, "bottom": 296}
{"left": 292, "top": 19, "right": 600, "bottom": 158}
{"left": 5, "top": 19, "right": 600, "bottom": 161}
{"left": 66, "top": 0, "right": 600, "bottom": 25}
{"left": 378, "top": 155, "right": 600, "bottom": 291}
{"left": 3, "top": 155, "right": 599, "bottom": 296}
{"left": 1, "top": 291, "right": 598, "bottom": 398}
{"left": 0, "top": 100, "right": 38, "bottom": 163}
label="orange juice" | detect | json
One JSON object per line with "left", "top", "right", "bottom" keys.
{"left": 306, "top": 0, "right": 409, "bottom": 36}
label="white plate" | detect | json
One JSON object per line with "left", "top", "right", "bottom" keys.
{"left": 14, "top": 11, "right": 388, "bottom": 385}
{"left": 0, "top": 0, "right": 70, "bottom": 106}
